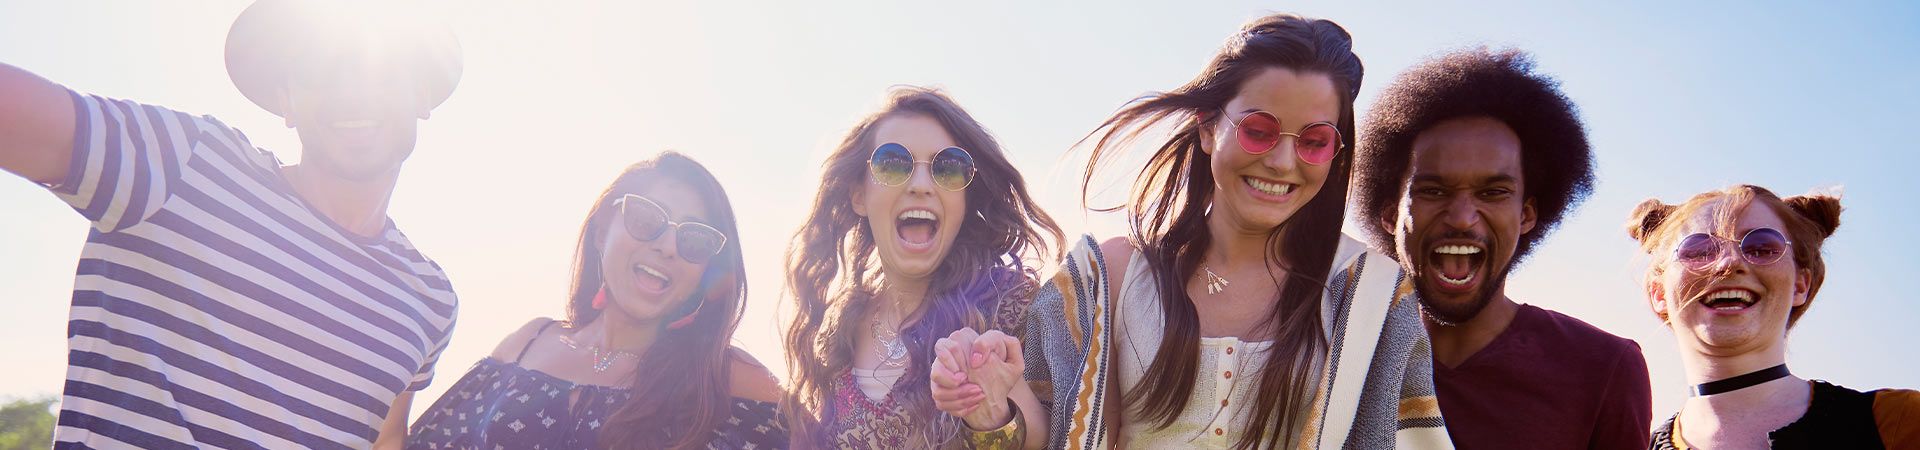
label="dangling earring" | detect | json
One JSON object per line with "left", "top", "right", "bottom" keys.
{"left": 667, "top": 300, "right": 703, "bottom": 330}
{"left": 592, "top": 287, "right": 609, "bottom": 310}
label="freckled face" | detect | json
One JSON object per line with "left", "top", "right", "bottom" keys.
{"left": 1652, "top": 202, "right": 1806, "bottom": 357}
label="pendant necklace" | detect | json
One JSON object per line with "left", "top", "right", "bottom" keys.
{"left": 871, "top": 308, "right": 910, "bottom": 370}
{"left": 558, "top": 334, "right": 639, "bottom": 373}
{"left": 1202, "top": 265, "right": 1231, "bottom": 295}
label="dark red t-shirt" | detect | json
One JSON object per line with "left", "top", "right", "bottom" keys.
{"left": 1435, "top": 303, "right": 1653, "bottom": 450}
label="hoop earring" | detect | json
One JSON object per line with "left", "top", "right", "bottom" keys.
{"left": 667, "top": 300, "right": 703, "bottom": 330}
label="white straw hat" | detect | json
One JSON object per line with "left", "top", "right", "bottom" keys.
{"left": 224, "top": 0, "right": 462, "bottom": 117}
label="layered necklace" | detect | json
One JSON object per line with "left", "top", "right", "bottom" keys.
{"left": 870, "top": 306, "right": 911, "bottom": 370}
{"left": 557, "top": 333, "right": 639, "bottom": 373}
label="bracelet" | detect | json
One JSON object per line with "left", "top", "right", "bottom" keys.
{"left": 964, "top": 402, "right": 1025, "bottom": 450}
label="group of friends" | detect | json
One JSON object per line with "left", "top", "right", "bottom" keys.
{"left": 0, "top": 2, "right": 1912, "bottom": 449}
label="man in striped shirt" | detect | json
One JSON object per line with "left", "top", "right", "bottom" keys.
{"left": 0, "top": 1, "right": 461, "bottom": 448}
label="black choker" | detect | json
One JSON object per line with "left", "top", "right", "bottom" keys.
{"left": 1691, "top": 364, "right": 1791, "bottom": 397}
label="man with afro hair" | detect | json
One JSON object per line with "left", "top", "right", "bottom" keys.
{"left": 1352, "top": 47, "right": 1651, "bottom": 448}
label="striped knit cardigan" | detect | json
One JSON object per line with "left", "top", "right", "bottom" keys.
{"left": 1021, "top": 234, "right": 1453, "bottom": 449}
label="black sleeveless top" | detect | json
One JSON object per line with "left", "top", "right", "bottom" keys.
{"left": 405, "top": 322, "right": 787, "bottom": 450}
{"left": 1650, "top": 380, "right": 1885, "bottom": 449}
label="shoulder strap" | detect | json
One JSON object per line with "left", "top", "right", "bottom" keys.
{"left": 1314, "top": 251, "right": 1399, "bottom": 449}
{"left": 514, "top": 320, "right": 557, "bottom": 363}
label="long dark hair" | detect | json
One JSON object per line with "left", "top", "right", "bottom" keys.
{"left": 1078, "top": 14, "right": 1362, "bottom": 450}
{"left": 783, "top": 87, "right": 1062, "bottom": 447}
{"left": 563, "top": 152, "right": 749, "bottom": 450}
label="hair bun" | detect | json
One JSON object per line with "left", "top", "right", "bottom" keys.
{"left": 1626, "top": 198, "right": 1675, "bottom": 243}
{"left": 1784, "top": 189, "right": 1844, "bottom": 238}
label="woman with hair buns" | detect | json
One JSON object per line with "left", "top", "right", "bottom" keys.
{"left": 1627, "top": 185, "right": 1919, "bottom": 449}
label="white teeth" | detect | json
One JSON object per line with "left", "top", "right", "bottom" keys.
{"left": 1701, "top": 288, "right": 1756, "bottom": 310}
{"left": 897, "top": 210, "right": 936, "bottom": 221}
{"left": 1437, "top": 272, "right": 1475, "bottom": 286}
{"left": 1431, "top": 245, "right": 1480, "bottom": 286}
{"left": 1705, "top": 289, "right": 1755, "bottom": 302}
{"left": 1245, "top": 178, "right": 1294, "bottom": 196}
{"left": 332, "top": 120, "right": 376, "bottom": 129}
{"left": 1434, "top": 245, "right": 1483, "bottom": 255}
{"left": 634, "top": 263, "right": 669, "bottom": 284}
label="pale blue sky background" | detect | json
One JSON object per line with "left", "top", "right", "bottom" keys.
{"left": 1, "top": 0, "right": 1914, "bottom": 425}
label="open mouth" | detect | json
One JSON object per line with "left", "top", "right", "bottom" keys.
{"left": 632, "top": 262, "right": 673, "bottom": 294}
{"left": 1697, "top": 288, "right": 1757, "bottom": 311}
{"left": 1427, "top": 243, "right": 1486, "bottom": 291}
{"left": 1243, "top": 176, "right": 1295, "bottom": 200}
{"left": 895, "top": 208, "right": 939, "bottom": 252}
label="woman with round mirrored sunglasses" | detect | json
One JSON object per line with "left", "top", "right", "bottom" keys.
{"left": 867, "top": 142, "right": 977, "bottom": 191}
{"left": 786, "top": 87, "right": 1061, "bottom": 449}
{"left": 1671, "top": 227, "right": 1790, "bottom": 272}
{"left": 616, "top": 193, "right": 728, "bottom": 265}
{"left": 1222, "top": 109, "right": 1344, "bottom": 165}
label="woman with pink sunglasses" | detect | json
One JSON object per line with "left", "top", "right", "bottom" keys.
{"left": 1628, "top": 185, "right": 1919, "bottom": 449}
{"left": 937, "top": 13, "right": 1451, "bottom": 449}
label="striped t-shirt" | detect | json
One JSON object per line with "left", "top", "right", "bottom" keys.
{"left": 43, "top": 91, "right": 459, "bottom": 449}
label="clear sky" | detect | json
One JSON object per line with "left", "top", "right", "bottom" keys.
{"left": 2, "top": 0, "right": 1915, "bottom": 425}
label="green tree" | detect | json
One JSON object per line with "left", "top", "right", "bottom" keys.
{"left": 0, "top": 396, "right": 55, "bottom": 450}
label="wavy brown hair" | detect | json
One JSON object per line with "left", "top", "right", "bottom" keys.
{"left": 561, "top": 152, "right": 749, "bottom": 450}
{"left": 782, "top": 87, "right": 1061, "bottom": 448}
{"left": 1625, "top": 184, "right": 1842, "bottom": 327}
{"left": 1077, "top": 14, "right": 1361, "bottom": 450}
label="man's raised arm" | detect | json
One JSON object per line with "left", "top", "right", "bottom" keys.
{"left": 0, "top": 62, "right": 77, "bottom": 186}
